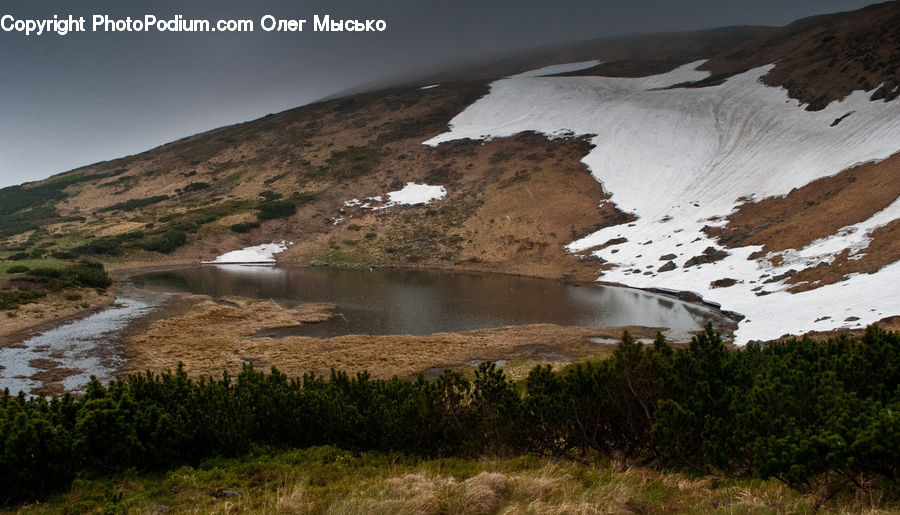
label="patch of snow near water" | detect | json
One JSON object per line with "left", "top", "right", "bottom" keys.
{"left": 206, "top": 241, "right": 291, "bottom": 264}
{"left": 425, "top": 61, "right": 900, "bottom": 343}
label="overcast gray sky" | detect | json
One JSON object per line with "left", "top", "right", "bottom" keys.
{"left": 0, "top": 0, "right": 883, "bottom": 188}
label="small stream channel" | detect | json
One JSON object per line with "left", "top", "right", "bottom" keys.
{"left": 0, "top": 284, "right": 169, "bottom": 395}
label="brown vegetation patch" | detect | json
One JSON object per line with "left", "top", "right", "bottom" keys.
{"left": 11, "top": 79, "right": 623, "bottom": 284}
{"left": 30, "top": 383, "right": 66, "bottom": 397}
{"left": 270, "top": 131, "right": 625, "bottom": 282}
{"left": 710, "top": 278, "right": 739, "bottom": 289}
{"left": 28, "top": 358, "right": 62, "bottom": 370}
{"left": 769, "top": 315, "right": 900, "bottom": 342}
{"left": 683, "top": 247, "right": 730, "bottom": 268}
{"left": 29, "top": 366, "right": 81, "bottom": 384}
{"left": 559, "top": 2, "right": 899, "bottom": 110}
{"left": 753, "top": 1, "right": 900, "bottom": 110}
{"left": 707, "top": 153, "right": 900, "bottom": 255}
{"left": 786, "top": 218, "right": 900, "bottom": 292}
{"left": 122, "top": 295, "right": 664, "bottom": 381}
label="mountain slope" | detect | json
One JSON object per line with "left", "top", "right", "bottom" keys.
{"left": 427, "top": 57, "right": 900, "bottom": 342}
{"left": 1, "top": 2, "right": 899, "bottom": 342}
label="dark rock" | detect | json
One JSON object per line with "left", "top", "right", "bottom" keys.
{"left": 600, "top": 237, "right": 628, "bottom": 249}
{"left": 658, "top": 261, "right": 676, "bottom": 273}
{"left": 659, "top": 253, "right": 677, "bottom": 261}
{"left": 764, "top": 269, "right": 797, "bottom": 284}
{"left": 683, "top": 247, "right": 730, "bottom": 267}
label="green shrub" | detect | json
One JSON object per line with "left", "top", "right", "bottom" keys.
{"left": 97, "top": 195, "right": 169, "bottom": 213}
{"left": 230, "top": 221, "right": 261, "bottom": 233}
{"left": 312, "top": 146, "right": 380, "bottom": 180}
{"left": 258, "top": 190, "right": 282, "bottom": 201}
{"left": 5, "top": 265, "right": 29, "bottom": 273}
{"left": 24, "top": 260, "right": 112, "bottom": 290}
{"left": 182, "top": 182, "right": 211, "bottom": 193}
{"left": 73, "top": 236, "right": 125, "bottom": 256}
{"left": 137, "top": 230, "right": 187, "bottom": 254}
{"left": 256, "top": 200, "right": 296, "bottom": 221}
{"left": 0, "top": 288, "right": 45, "bottom": 309}
{"left": 1, "top": 326, "right": 898, "bottom": 505}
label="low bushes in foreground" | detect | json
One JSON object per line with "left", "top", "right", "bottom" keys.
{"left": 1, "top": 325, "right": 898, "bottom": 506}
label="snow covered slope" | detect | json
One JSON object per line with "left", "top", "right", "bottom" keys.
{"left": 425, "top": 61, "right": 900, "bottom": 343}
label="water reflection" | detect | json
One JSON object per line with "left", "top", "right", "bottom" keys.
{"left": 134, "top": 265, "right": 731, "bottom": 337}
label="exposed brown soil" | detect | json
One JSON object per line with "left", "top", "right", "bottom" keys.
{"left": 772, "top": 315, "right": 900, "bottom": 342}
{"left": 707, "top": 152, "right": 900, "bottom": 255}
{"left": 563, "top": 2, "right": 900, "bottom": 110}
{"left": 283, "top": 133, "right": 624, "bottom": 281}
{"left": 29, "top": 366, "right": 80, "bottom": 385}
{"left": 27, "top": 358, "right": 62, "bottom": 370}
{"left": 122, "top": 294, "right": 665, "bottom": 381}
{"left": 754, "top": 2, "right": 900, "bottom": 110}
{"left": 704, "top": 152, "right": 900, "bottom": 290}
{"left": 30, "top": 383, "right": 66, "bottom": 397}
{"left": 786, "top": 218, "right": 900, "bottom": 292}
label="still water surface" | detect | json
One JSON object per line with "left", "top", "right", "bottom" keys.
{"left": 134, "top": 265, "right": 729, "bottom": 337}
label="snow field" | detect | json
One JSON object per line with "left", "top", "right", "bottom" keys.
{"left": 425, "top": 61, "right": 900, "bottom": 342}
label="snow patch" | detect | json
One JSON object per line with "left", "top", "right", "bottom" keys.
{"left": 425, "top": 60, "right": 900, "bottom": 343}
{"left": 343, "top": 184, "right": 446, "bottom": 212}
{"left": 419, "top": 84, "right": 440, "bottom": 90}
{"left": 204, "top": 241, "right": 291, "bottom": 264}
{"left": 510, "top": 60, "right": 603, "bottom": 78}
{"left": 386, "top": 182, "right": 446, "bottom": 206}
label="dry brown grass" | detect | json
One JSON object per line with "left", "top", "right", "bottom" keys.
{"left": 12, "top": 80, "right": 624, "bottom": 285}
{"left": 786, "top": 218, "right": 900, "bottom": 292}
{"left": 707, "top": 152, "right": 900, "bottom": 291}
{"left": 121, "top": 293, "right": 663, "bottom": 381}
{"left": 708, "top": 152, "right": 900, "bottom": 256}
{"left": 13, "top": 451, "right": 900, "bottom": 514}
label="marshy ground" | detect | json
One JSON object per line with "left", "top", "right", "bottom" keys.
{"left": 121, "top": 292, "right": 668, "bottom": 382}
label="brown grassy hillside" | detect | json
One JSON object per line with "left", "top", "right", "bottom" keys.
{"left": 0, "top": 82, "right": 620, "bottom": 281}
{"left": 1, "top": 2, "right": 896, "bottom": 284}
